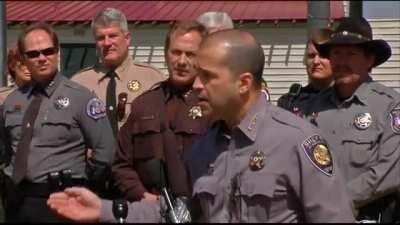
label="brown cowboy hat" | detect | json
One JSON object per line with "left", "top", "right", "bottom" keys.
{"left": 310, "top": 28, "right": 333, "bottom": 45}
{"left": 317, "top": 17, "right": 392, "bottom": 67}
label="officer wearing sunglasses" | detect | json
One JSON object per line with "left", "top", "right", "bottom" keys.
{"left": 1, "top": 22, "right": 115, "bottom": 222}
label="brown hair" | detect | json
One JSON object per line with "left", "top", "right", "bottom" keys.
{"left": 17, "top": 22, "right": 59, "bottom": 57}
{"left": 7, "top": 44, "right": 24, "bottom": 80}
{"left": 164, "top": 20, "right": 207, "bottom": 56}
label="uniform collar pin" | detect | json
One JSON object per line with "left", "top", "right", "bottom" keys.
{"left": 249, "top": 150, "right": 265, "bottom": 171}
{"left": 247, "top": 115, "right": 257, "bottom": 131}
{"left": 207, "top": 164, "right": 214, "bottom": 175}
{"left": 292, "top": 107, "right": 304, "bottom": 118}
{"left": 183, "top": 89, "right": 192, "bottom": 98}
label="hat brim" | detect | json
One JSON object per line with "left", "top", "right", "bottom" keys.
{"left": 316, "top": 36, "right": 392, "bottom": 67}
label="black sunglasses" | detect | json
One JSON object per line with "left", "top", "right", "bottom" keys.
{"left": 24, "top": 47, "right": 58, "bottom": 59}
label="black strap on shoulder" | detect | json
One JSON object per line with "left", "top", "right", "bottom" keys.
{"left": 278, "top": 83, "right": 302, "bottom": 110}
{"left": 288, "top": 83, "right": 302, "bottom": 97}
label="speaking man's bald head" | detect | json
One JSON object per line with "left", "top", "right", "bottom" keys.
{"left": 200, "top": 29, "right": 265, "bottom": 88}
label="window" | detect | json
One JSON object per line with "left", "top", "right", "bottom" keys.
{"left": 60, "top": 43, "right": 97, "bottom": 78}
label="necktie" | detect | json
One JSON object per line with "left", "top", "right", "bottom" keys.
{"left": 106, "top": 70, "right": 118, "bottom": 137}
{"left": 13, "top": 89, "right": 43, "bottom": 184}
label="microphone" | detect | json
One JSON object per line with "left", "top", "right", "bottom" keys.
{"left": 117, "top": 92, "right": 128, "bottom": 121}
{"left": 112, "top": 199, "right": 128, "bottom": 223}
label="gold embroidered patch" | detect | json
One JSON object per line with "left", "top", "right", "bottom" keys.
{"left": 313, "top": 144, "right": 331, "bottom": 166}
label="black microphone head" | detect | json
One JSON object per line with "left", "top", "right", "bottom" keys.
{"left": 112, "top": 199, "right": 128, "bottom": 220}
{"left": 142, "top": 159, "right": 168, "bottom": 190}
{"left": 169, "top": 122, "right": 176, "bottom": 131}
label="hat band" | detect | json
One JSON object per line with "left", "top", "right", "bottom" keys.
{"left": 331, "top": 30, "right": 371, "bottom": 42}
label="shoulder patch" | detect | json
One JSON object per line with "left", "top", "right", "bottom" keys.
{"left": 302, "top": 134, "right": 333, "bottom": 176}
{"left": 390, "top": 105, "right": 400, "bottom": 134}
{"left": 86, "top": 98, "right": 106, "bottom": 120}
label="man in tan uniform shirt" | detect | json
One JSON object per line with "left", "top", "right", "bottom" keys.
{"left": 71, "top": 8, "right": 165, "bottom": 132}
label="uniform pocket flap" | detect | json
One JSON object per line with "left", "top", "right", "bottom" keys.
{"left": 192, "top": 176, "right": 218, "bottom": 196}
{"left": 4, "top": 112, "right": 23, "bottom": 128}
{"left": 132, "top": 116, "right": 162, "bottom": 134}
{"left": 342, "top": 131, "right": 376, "bottom": 144}
{"left": 42, "top": 112, "right": 74, "bottom": 127}
{"left": 239, "top": 173, "right": 277, "bottom": 198}
{"left": 174, "top": 118, "right": 206, "bottom": 135}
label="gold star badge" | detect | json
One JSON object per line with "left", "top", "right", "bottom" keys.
{"left": 188, "top": 106, "right": 202, "bottom": 119}
{"left": 127, "top": 80, "right": 141, "bottom": 92}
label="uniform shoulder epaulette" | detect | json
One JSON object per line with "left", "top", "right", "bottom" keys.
{"left": 133, "top": 60, "right": 164, "bottom": 73}
{"left": 271, "top": 105, "right": 307, "bottom": 131}
{"left": 74, "top": 65, "right": 96, "bottom": 75}
{"left": 370, "top": 81, "right": 400, "bottom": 100}
{"left": 148, "top": 81, "right": 163, "bottom": 91}
{"left": 64, "top": 77, "right": 90, "bottom": 93}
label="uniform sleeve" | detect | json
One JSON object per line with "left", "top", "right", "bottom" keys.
{"left": 346, "top": 101, "right": 400, "bottom": 208}
{"left": 0, "top": 105, "right": 11, "bottom": 165}
{"left": 99, "top": 199, "right": 162, "bottom": 223}
{"left": 111, "top": 112, "right": 147, "bottom": 201}
{"left": 78, "top": 92, "right": 115, "bottom": 183}
{"left": 289, "top": 134, "right": 355, "bottom": 222}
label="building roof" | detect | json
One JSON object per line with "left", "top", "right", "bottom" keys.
{"left": 6, "top": 1, "right": 344, "bottom": 24}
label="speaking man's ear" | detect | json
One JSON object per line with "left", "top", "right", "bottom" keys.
{"left": 238, "top": 72, "right": 253, "bottom": 94}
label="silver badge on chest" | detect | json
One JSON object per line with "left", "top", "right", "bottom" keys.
{"left": 54, "top": 96, "right": 70, "bottom": 109}
{"left": 354, "top": 113, "right": 372, "bottom": 130}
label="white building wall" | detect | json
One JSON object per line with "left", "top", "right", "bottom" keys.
{"left": 7, "top": 19, "right": 400, "bottom": 104}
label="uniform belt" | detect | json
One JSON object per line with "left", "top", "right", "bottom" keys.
{"left": 18, "top": 179, "right": 88, "bottom": 198}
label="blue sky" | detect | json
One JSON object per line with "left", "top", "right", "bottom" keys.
{"left": 363, "top": 1, "right": 400, "bottom": 19}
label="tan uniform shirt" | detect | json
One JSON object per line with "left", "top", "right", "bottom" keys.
{"left": 71, "top": 56, "right": 166, "bottom": 127}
